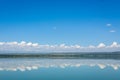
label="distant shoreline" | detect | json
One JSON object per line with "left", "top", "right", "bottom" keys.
{"left": 0, "top": 52, "right": 120, "bottom": 59}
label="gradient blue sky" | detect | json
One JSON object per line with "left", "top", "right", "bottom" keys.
{"left": 0, "top": 0, "right": 120, "bottom": 46}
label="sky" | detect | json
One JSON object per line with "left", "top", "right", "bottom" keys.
{"left": 0, "top": 0, "right": 120, "bottom": 52}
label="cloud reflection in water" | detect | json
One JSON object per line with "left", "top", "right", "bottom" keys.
{"left": 0, "top": 59, "right": 120, "bottom": 71}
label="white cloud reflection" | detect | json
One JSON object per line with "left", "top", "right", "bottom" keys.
{"left": 0, "top": 59, "right": 120, "bottom": 71}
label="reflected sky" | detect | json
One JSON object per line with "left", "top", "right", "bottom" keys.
{"left": 0, "top": 59, "right": 120, "bottom": 71}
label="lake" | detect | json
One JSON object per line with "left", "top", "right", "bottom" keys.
{"left": 0, "top": 58, "right": 120, "bottom": 80}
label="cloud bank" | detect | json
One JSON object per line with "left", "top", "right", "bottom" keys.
{"left": 0, "top": 41, "right": 120, "bottom": 53}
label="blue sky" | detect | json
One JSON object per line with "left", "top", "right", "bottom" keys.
{"left": 0, "top": 0, "right": 120, "bottom": 52}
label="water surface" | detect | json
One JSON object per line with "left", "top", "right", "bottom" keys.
{"left": 0, "top": 58, "right": 120, "bottom": 80}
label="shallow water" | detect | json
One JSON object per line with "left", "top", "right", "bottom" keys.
{"left": 0, "top": 58, "right": 120, "bottom": 80}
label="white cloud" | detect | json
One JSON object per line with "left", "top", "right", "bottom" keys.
{"left": 32, "top": 43, "right": 39, "bottom": 47}
{"left": 106, "top": 24, "right": 116, "bottom": 33}
{"left": 27, "top": 42, "right": 32, "bottom": 46}
{"left": 110, "top": 30, "right": 116, "bottom": 33}
{"left": 97, "top": 43, "right": 106, "bottom": 48}
{"left": 19, "top": 41, "right": 26, "bottom": 46}
{"left": 60, "top": 44, "right": 66, "bottom": 48}
{"left": 110, "top": 42, "right": 119, "bottom": 48}
{"left": 0, "top": 42, "right": 5, "bottom": 45}
{"left": 0, "top": 41, "right": 120, "bottom": 52}
{"left": 106, "top": 24, "right": 112, "bottom": 27}
{"left": 74, "top": 45, "right": 81, "bottom": 48}
{"left": 89, "top": 45, "right": 95, "bottom": 48}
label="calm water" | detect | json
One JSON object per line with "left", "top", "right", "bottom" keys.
{"left": 0, "top": 58, "right": 120, "bottom": 80}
